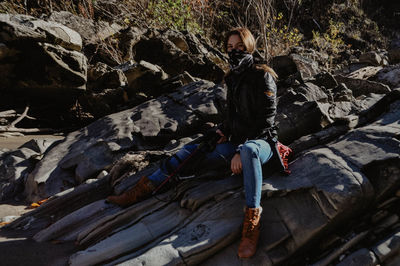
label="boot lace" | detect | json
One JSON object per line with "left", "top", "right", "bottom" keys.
{"left": 243, "top": 211, "right": 259, "bottom": 238}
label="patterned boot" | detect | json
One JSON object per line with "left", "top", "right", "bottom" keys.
{"left": 238, "top": 207, "right": 262, "bottom": 258}
{"left": 106, "top": 176, "right": 155, "bottom": 207}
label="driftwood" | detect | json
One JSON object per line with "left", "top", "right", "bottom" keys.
{"left": 10, "top": 106, "right": 30, "bottom": 127}
{"left": 0, "top": 127, "right": 54, "bottom": 133}
{"left": 0, "top": 106, "right": 53, "bottom": 133}
{"left": 0, "top": 111, "right": 36, "bottom": 120}
{"left": 0, "top": 110, "right": 17, "bottom": 118}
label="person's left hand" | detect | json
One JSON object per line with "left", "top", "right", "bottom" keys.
{"left": 231, "top": 153, "right": 242, "bottom": 174}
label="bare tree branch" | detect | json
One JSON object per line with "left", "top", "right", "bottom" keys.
{"left": 0, "top": 106, "right": 53, "bottom": 134}
{"left": 10, "top": 105, "right": 29, "bottom": 128}
{"left": 0, "top": 109, "right": 37, "bottom": 120}
{"left": 248, "top": 0, "right": 276, "bottom": 63}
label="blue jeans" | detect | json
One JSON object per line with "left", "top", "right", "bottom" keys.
{"left": 148, "top": 139, "right": 273, "bottom": 208}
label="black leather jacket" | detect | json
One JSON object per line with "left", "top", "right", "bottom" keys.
{"left": 219, "top": 64, "right": 278, "bottom": 145}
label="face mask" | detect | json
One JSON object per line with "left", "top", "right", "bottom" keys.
{"left": 228, "top": 49, "right": 254, "bottom": 74}
{"left": 228, "top": 49, "right": 248, "bottom": 68}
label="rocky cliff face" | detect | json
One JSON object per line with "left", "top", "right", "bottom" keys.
{"left": 1, "top": 11, "right": 400, "bottom": 266}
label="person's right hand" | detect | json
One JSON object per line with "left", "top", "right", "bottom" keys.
{"left": 216, "top": 129, "right": 227, "bottom": 144}
{"left": 231, "top": 153, "right": 242, "bottom": 174}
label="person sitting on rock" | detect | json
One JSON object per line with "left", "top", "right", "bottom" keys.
{"left": 107, "top": 27, "right": 281, "bottom": 259}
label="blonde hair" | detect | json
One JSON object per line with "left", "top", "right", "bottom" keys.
{"left": 224, "top": 28, "right": 278, "bottom": 80}
{"left": 224, "top": 28, "right": 256, "bottom": 53}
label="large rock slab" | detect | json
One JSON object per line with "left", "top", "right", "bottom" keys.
{"left": 24, "top": 80, "right": 225, "bottom": 202}
{"left": 69, "top": 202, "right": 195, "bottom": 266}
{"left": 6, "top": 91, "right": 400, "bottom": 266}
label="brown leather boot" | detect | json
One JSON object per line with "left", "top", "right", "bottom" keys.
{"left": 106, "top": 176, "right": 155, "bottom": 207}
{"left": 238, "top": 207, "right": 262, "bottom": 258}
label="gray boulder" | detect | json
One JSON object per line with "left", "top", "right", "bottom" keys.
{"left": 372, "top": 230, "right": 400, "bottom": 263}
{"left": 346, "top": 66, "right": 383, "bottom": 80}
{"left": 272, "top": 52, "right": 320, "bottom": 82}
{"left": 335, "top": 75, "right": 391, "bottom": 97}
{"left": 0, "top": 14, "right": 87, "bottom": 98}
{"left": 47, "top": 11, "right": 122, "bottom": 46}
{"left": 290, "top": 53, "right": 320, "bottom": 80}
{"left": 18, "top": 42, "right": 87, "bottom": 92}
{"left": 376, "top": 65, "right": 400, "bottom": 89}
{"left": 276, "top": 83, "right": 331, "bottom": 143}
{"left": 78, "top": 87, "right": 127, "bottom": 118}
{"left": 117, "top": 60, "right": 169, "bottom": 95}
{"left": 275, "top": 80, "right": 385, "bottom": 144}
{"left": 87, "top": 62, "right": 127, "bottom": 91}
{"left": 0, "top": 13, "right": 82, "bottom": 51}
{"left": 336, "top": 248, "right": 378, "bottom": 266}
{"left": 359, "top": 51, "right": 387, "bottom": 66}
{"left": 337, "top": 229, "right": 400, "bottom": 266}
{"left": 312, "top": 72, "right": 338, "bottom": 89}
{"left": 0, "top": 139, "right": 58, "bottom": 201}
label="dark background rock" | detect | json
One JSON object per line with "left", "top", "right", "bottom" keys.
{"left": 0, "top": 14, "right": 87, "bottom": 109}
{"left": 87, "top": 62, "right": 127, "bottom": 92}
{"left": 134, "top": 30, "right": 226, "bottom": 83}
